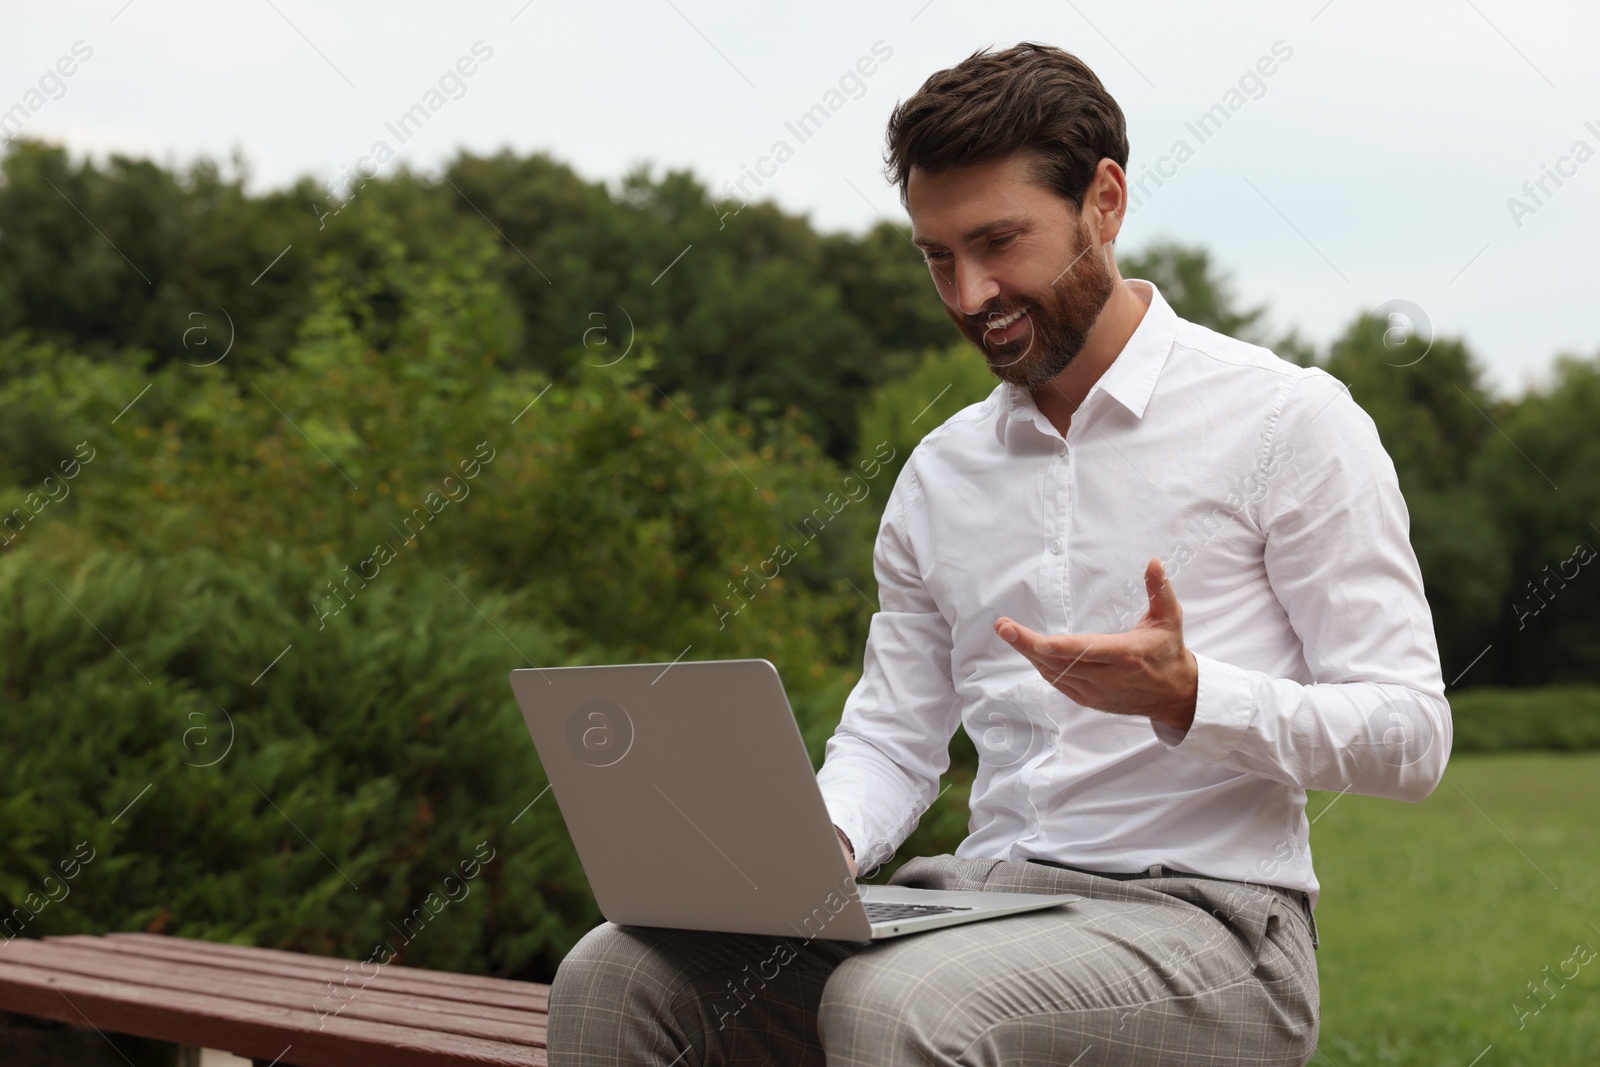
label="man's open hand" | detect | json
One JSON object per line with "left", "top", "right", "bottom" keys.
{"left": 994, "top": 557, "right": 1198, "bottom": 732}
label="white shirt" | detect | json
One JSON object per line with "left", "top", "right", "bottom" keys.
{"left": 816, "top": 278, "right": 1451, "bottom": 908}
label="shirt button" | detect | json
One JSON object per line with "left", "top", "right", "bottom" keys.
{"left": 1045, "top": 732, "right": 1058, "bottom": 746}
{"left": 1050, "top": 538, "right": 1062, "bottom": 554}
{"left": 1056, "top": 441, "right": 1067, "bottom": 456}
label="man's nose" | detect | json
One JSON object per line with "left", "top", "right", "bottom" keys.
{"left": 948, "top": 258, "right": 1000, "bottom": 318}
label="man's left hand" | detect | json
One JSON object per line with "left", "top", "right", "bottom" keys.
{"left": 994, "top": 556, "right": 1198, "bottom": 733}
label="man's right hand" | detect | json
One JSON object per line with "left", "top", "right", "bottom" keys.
{"left": 836, "top": 826, "right": 858, "bottom": 878}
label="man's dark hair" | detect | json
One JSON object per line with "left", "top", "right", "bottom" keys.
{"left": 883, "top": 42, "right": 1128, "bottom": 212}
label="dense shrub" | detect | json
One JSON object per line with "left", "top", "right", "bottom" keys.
{"left": 1449, "top": 686, "right": 1600, "bottom": 753}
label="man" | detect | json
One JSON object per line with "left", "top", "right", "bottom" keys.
{"left": 547, "top": 42, "right": 1449, "bottom": 1066}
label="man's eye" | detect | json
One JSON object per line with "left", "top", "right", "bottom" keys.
{"left": 990, "top": 234, "right": 1016, "bottom": 249}
{"left": 923, "top": 251, "right": 950, "bottom": 263}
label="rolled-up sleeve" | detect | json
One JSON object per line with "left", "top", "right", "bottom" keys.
{"left": 816, "top": 458, "right": 965, "bottom": 874}
{"left": 1155, "top": 371, "right": 1452, "bottom": 803}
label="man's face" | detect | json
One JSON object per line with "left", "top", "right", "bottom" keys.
{"left": 909, "top": 152, "right": 1115, "bottom": 388}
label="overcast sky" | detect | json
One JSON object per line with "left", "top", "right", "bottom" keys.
{"left": 6, "top": 0, "right": 1597, "bottom": 396}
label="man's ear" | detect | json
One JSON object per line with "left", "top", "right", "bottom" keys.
{"left": 1087, "top": 158, "right": 1128, "bottom": 245}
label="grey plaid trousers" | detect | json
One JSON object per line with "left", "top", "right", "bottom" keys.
{"left": 546, "top": 854, "right": 1319, "bottom": 1066}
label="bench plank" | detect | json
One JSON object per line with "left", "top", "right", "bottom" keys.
{"left": 112, "top": 934, "right": 540, "bottom": 999}
{"left": 1, "top": 941, "right": 548, "bottom": 1046}
{"left": 54, "top": 936, "right": 550, "bottom": 1015}
{"left": 0, "top": 936, "right": 552, "bottom": 1067}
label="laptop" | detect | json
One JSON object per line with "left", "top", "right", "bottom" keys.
{"left": 508, "top": 658, "right": 1080, "bottom": 941}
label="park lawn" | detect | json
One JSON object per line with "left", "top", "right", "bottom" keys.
{"left": 1310, "top": 752, "right": 1600, "bottom": 1066}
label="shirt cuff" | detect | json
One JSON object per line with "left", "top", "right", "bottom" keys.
{"left": 1150, "top": 651, "right": 1256, "bottom": 761}
{"left": 825, "top": 804, "right": 870, "bottom": 871}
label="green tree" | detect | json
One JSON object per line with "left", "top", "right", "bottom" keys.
{"left": 1472, "top": 352, "right": 1600, "bottom": 684}
{"left": 820, "top": 219, "right": 952, "bottom": 367}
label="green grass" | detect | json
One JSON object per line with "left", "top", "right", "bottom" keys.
{"left": 1309, "top": 753, "right": 1600, "bottom": 1065}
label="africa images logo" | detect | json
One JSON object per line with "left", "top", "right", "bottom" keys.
{"left": 566, "top": 699, "right": 634, "bottom": 768}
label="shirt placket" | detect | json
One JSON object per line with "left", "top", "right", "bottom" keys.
{"left": 1053, "top": 432, "right": 1075, "bottom": 633}
{"left": 1017, "top": 430, "right": 1074, "bottom": 846}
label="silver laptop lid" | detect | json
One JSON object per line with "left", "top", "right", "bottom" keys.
{"left": 509, "top": 659, "right": 874, "bottom": 941}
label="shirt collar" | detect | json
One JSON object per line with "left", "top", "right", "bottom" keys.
{"left": 997, "top": 278, "right": 1179, "bottom": 441}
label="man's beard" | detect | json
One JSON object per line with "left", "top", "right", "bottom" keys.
{"left": 944, "top": 220, "right": 1115, "bottom": 388}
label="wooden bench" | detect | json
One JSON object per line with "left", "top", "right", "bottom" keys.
{"left": 0, "top": 932, "right": 551, "bottom": 1065}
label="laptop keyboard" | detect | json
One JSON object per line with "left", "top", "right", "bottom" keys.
{"left": 864, "top": 901, "right": 974, "bottom": 923}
